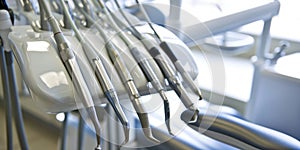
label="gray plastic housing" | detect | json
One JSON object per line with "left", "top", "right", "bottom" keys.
{"left": 8, "top": 24, "right": 198, "bottom": 113}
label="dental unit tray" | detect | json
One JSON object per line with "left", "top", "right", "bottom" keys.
{"left": 8, "top": 24, "right": 198, "bottom": 113}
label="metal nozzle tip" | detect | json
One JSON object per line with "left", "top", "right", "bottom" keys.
{"left": 168, "top": 130, "right": 174, "bottom": 136}
{"left": 165, "top": 114, "right": 173, "bottom": 136}
{"left": 148, "top": 136, "right": 160, "bottom": 143}
{"left": 197, "top": 91, "right": 203, "bottom": 100}
{"left": 120, "top": 125, "right": 130, "bottom": 145}
{"left": 95, "top": 145, "right": 102, "bottom": 150}
{"left": 199, "top": 95, "right": 203, "bottom": 100}
{"left": 143, "top": 128, "right": 160, "bottom": 143}
{"left": 188, "top": 110, "right": 199, "bottom": 123}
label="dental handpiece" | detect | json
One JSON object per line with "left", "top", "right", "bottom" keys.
{"left": 129, "top": 47, "right": 173, "bottom": 135}
{"left": 38, "top": 1, "right": 102, "bottom": 149}
{"left": 94, "top": 0, "right": 173, "bottom": 135}
{"left": 106, "top": 41, "right": 160, "bottom": 143}
{"left": 60, "top": 0, "right": 130, "bottom": 145}
{"left": 147, "top": 43, "right": 199, "bottom": 123}
{"left": 107, "top": 6, "right": 199, "bottom": 123}
{"left": 160, "top": 42, "right": 202, "bottom": 100}
{"left": 136, "top": 0, "right": 203, "bottom": 100}
{"left": 74, "top": 0, "right": 159, "bottom": 143}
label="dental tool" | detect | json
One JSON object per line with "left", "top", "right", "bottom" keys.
{"left": 38, "top": 0, "right": 102, "bottom": 149}
{"left": 74, "top": 0, "right": 159, "bottom": 143}
{"left": 105, "top": 40, "right": 160, "bottom": 143}
{"left": 60, "top": 0, "right": 130, "bottom": 145}
{"left": 110, "top": 0, "right": 199, "bottom": 123}
{"left": 91, "top": 0, "right": 173, "bottom": 135}
{"left": 135, "top": 0, "right": 203, "bottom": 100}
{"left": 0, "top": 4, "right": 29, "bottom": 150}
{"left": 147, "top": 43, "right": 199, "bottom": 123}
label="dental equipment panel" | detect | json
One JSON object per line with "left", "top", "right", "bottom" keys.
{"left": 9, "top": 0, "right": 198, "bottom": 111}
{"left": 3, "top": 0, "right": 300, "bottom": 149}
{"left": 8, "top": 0, "right": 197, "bottom": 147}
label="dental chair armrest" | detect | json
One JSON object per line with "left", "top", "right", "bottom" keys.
{"left": 181, "top": 110, "right": 300, "bottom": 149}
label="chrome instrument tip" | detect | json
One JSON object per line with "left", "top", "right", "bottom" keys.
{"left": 120, "top": 125, "right": 130, "bottom": 145}
{"left": 95, "top": 145, "right": 102, "bottom": 150}
{"left": 188, "top": 109, "right": 199, "bottom": 123}
{"left": 143, "top": 128, "right": 160, "bottom": 143}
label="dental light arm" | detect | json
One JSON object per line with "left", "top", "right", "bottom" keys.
{"left": 60, "top": 0, "right": 130, "bottom": 144}
{"left": 135, "top": 0, "right": 203, "bottom": 100}
{"left": 111, "top": 0, "right": 199, "bottom": 123}
{"left": 181, "top": 110, "right": 300, "bottom": 149}
{"left": 38, "top": 0, "right": 102, "bottom": 149}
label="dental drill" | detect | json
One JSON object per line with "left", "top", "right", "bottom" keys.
{"left": 111, "top": 0, "right": 200, "bottom": 123}
{"left": 38, "top": 0, "right": 102, "bottom": 149}
{"left": 60, "top": 0, "right": 130, "bottom": 145}
{"left": 73, "top": 0, "right": 160, "bottom": 143}
{"left": 135, "top": 0, "right": 203, "bottom": 100}
{"left": 90, "top": 0, "right": 173, "bottom": 135}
